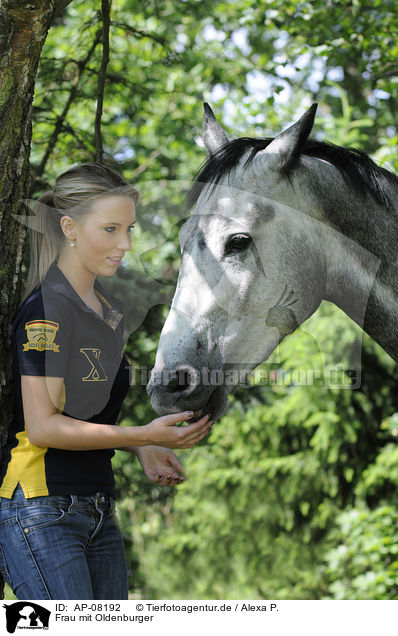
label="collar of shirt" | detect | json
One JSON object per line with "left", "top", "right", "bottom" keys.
{"left": 42, "top": 262, "right": 124, "bottom": 330}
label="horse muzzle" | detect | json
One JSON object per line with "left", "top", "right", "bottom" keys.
{"left": 147, "top": 364, "right": 229, "bottom": 420}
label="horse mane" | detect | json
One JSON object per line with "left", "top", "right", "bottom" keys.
{"left": 188, "top": 136, "right": 398, "bottom": 211}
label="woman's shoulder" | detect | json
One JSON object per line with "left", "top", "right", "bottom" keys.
{"left": 13, "top": 284, "right": 71, "bottom": 334}
{"left": 12, "top": 284, "right": 71, "bottom": 374}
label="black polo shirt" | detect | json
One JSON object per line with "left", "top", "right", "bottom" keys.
{"left": 0, "top": 262, "right": 131, "bottom": 499}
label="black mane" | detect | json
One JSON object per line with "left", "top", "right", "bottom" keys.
{"left": 187, "top": 137, "right": 398, "bottom": 211}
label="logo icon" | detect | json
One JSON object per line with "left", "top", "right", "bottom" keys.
{"left": 3, "top": 602, "right": 50, "bottom": 633}
{"left": 80, "top": 348, "right": 108, "bottom": 381}
{"left": 23, "top": 321, "right": 60, "bottom": 352}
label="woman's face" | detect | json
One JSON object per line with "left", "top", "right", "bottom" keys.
{"left": 69, "top": 195, "right": 136, "bottom": 277}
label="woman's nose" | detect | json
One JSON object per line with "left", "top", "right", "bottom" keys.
{"left": 118, "top": 232, "right": 131, "bottom": 251}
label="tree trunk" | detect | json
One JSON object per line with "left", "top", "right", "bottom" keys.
{"left": 0, "top": 0, "right": 58, "bottom": 457}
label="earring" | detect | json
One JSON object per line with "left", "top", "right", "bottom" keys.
{"left": 70, "top": 240, "right": 75, "bottom": 247}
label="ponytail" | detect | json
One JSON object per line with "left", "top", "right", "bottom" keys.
{"left": 22, "top": 191, "right": 65, "bottom": 302}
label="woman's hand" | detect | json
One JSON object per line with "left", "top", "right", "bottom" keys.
{"left": 135, "top": 446, "right": 185, "bottom": 487}
{"left": 145, "top": 411, "right": 213, "bottom": 449}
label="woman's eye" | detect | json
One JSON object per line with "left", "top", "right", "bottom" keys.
{"left": 224, "top": 233, "right": 252, "bottom": 255}
{"left": 105, "top": 226, "right": 135, "bottom": 233}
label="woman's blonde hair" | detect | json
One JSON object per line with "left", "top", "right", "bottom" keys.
{"left": 22, "top": 162, "right": 139, "bottom": 302}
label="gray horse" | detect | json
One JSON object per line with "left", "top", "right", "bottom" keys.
{"left": 147, "top": 103, "right": 398, "bottom": 420}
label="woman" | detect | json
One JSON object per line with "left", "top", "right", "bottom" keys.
{"left": 0, "top": 163, "right": 212, "bottom": 600}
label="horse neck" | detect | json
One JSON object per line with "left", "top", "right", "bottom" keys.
{"left": 323, "top": 194, "right": 398, "bottom": 362}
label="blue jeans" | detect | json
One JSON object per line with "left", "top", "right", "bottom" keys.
{"left": 0, "top": 484, "right": 128, "bottom": 600}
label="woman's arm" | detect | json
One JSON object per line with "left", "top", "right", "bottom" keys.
{"left": 22, "top": 375, "right": 212, "bottom": 450}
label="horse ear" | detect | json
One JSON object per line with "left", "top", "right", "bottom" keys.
{"left": 258, "top": 103, "right": 318, "bottom": 171}
{"left": 202, "top": 103, "right": 229, "bottom": 155}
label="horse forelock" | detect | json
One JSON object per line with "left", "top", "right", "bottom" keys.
{"left": 188, "top": 136, "right": 398, "bottom": 213}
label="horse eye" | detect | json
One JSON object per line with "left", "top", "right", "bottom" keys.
{"left": 224, "top": 233, "right": 252, "bottom": 255}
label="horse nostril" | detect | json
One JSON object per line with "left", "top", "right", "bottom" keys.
{"left": 166, "top": 366, "right": 200, "bottom": 395}
{"left": 168, "top": 369, "right": 190, "bottom": 393}
{"left": 148, "top": 365, "right": 201, "bottom": 397}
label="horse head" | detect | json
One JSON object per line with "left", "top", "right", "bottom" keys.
{"left": 147, "top": 102, "right": 398, "bottom": 419}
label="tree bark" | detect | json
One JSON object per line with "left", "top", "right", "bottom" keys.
{"left": 0, "top": 0, "right": 58, "bottom": 456}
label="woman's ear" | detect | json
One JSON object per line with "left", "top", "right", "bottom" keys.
{"left": 59, "top": 215, "right": 77, "bottom": 241}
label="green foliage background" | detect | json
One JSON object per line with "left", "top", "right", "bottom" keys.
{"left": 13, "top": 0, "right": 398, "bottom": 600}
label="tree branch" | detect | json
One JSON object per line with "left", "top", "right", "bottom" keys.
{"left": 84, "top": 66, "right": 152, "bottom": 96}
{"left": 62, "top": 122, "right": 93, "bottom": 151}
{"left": 130, "top": 149, "right": 161, "bottom": 179}
{"left": 95, "top": 0, "right": 111, "bottom": 164}
{"left": 30, "top": 29, "right": 102, "bottom": 194}
{"left": 111, "top": 20, "right": 168, "bottom": 48}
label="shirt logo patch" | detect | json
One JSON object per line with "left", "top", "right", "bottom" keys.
{"left": 23, "top": 321, "right": 60, "bottom": 352}
{"left": 80, "top": 348, "right": 108, "bottom": 381}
